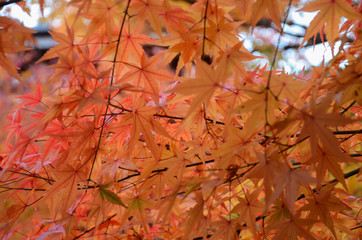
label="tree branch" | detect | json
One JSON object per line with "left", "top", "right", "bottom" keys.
{"left": 72, "top": 214, "right": 117, "bottom": 240}
{"left": 192, "top": 167, "right": 361, "bottom": 239}
{"left": 0, "top": 0, "right": 23, "bottom": 8}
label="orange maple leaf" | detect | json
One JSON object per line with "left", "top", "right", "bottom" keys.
{"left": 37, "top": 22, "right": 77, "bottom": 63}
{"left": 306, "top": 145, "right": 351, "bottom": 188}
{"left": 299, "top": 0, "right": 362, "bottom": 46}
{"left": 232, "top": 188, "right": 263, "bottom": 237}
{"left": 210, "top": 217, "right": 239, "bottom": 240}
{"left": 170, "top": 59, "right": 226, "bottom": 129}
{"left": 251, "top": 0, "right": 281, "bottom": 29}
{"left": 184, "top": 192, "right": 208, "bottom": 239}
{"left": 43, "top": 163, "right": 88, "bottom": 216}
{"left": 122, "top": 100, "right": 170, "bottom": 162}
{"left": 119, "top": 53, "right": 174, "bottom": 105}
{"left": 206, "top": 18, "right": 241, "bottom": 54}
{"left": 122, "top": 192, "right": 155, "bottom": 234}
{"left": 215, "top": 42, "right": 261, "bottom": 83}
{"left": 298, "top": 98, "right": 355, "bottom": 147}
{"left": 103, "top": 27, "right": 154, "bottom": 64}
{"left": 299, "top": 184, "right": 352, "bottom": 238}
{"left": 17, "top": 80, "right": 43, "bottom": 109}
{"left": 267, "top": 166, "right": 316, "bottom": 214}
{"left": 268, "top": 213, "right": 317, "bottom": 240}
{"left": 131, "top": 0, "right": 164, "bottom": 38}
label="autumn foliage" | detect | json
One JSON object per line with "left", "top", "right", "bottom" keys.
{"left": 0, "top": 0, "right": 362, "bottom": 239}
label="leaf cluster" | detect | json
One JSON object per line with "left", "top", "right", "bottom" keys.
{"left": 0, "top": 0, "right": 361, "bottom": 239}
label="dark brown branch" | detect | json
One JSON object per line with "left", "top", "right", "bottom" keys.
{"left": 73, "top": 214, "right": 117, "bottom": 240}
{"left": 341, "top": 101, "right": 356, "bottom": 115}
{"left": 108, "top": 102, "right": 228, "bottom": 127}
{"left": 0, "top": 186, "right": 46, "bottom": 191}
{"left": 350, "top": 225, "right": 362, "bottom": 230}
{"left": 201, "top": 0, "right": 209, "bottom": 61}
{"left": 8, "top": 169, "right": 55, "bottom": 184}
{"left": 333, "top": 129, "right": 362, "bottom": 135}
{"left": 263, "top": 0, "right": 292, "bottom": 126}
{"left": 0, "top": 0, "right": 23, "bottom": 8}
{"left": 85, "top": 0, "right": 131, "bottom": 185}
{"left": 154, "top": 113, "right": 226, "bottom": 126}
{"left": 226, "top": 167, "right": 361, "bottom": 240}
{"left": 296, "top": 167, "right": 360, "bottom": 201}
{"left": 79, "top": 159, "right": 215, "bottom": 189}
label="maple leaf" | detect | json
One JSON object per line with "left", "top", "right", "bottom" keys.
{"left": 215, "top": 42, "right": 261, "bottom": 84}
{"left": 247, "top": 151, "right": 284, "bottom": 206}
{"left": 232, "top": 188, "right": 263, "bottom": 236}
{"left": 268, "top": 213, "right": 317, "bottom": 240}
{"left": 184, "top": 192, "right": 207, "bottom": 239}
{"left": 61, "top": 81, "right": 107, "bottom": 114}
{"left": 103, "top": 27, "right": 154, "bottom": 64}
{"left": 121, "top": 100, "right": 170, "bottom": 162}
{"left": 214, "top": 129, "right": 255, "bottom": 170}
{"left": 36, "top": 103, "right": 62, "bottom": 128}
{"left": 210, "top": 217, "right": 239, "bottom": 240}
{"left": 0, "top": 193, "right": 39, "bottom": 238}
{"left": 306, "top": 145, "right": 351, "bottom": 188}
{"left": 236, "top": 90, "right": 281, "bottom": 132}
{"left": 119, "top": 53, "right": 174, "bottom": 105}
{"left": 299, "top": 0, "right": 362, "bottom": 46}
{"left": 99, "top": 184, "right": 127, "bottom": 208}
{"left": 167, "top": 30, "right": 201, "bottom": 74}
{"left": 160, "top": 2, "right": 194, "bottom": 32}
{"left": 268, "top": 72, "right": 306, "bottom": 103}
{"left": 299, "top": 184, "right": 352, "bottom": 238}
{"left": 267, "top": 198, "right": 291, "bottom": 226}
{"left": 4, "top": 109, "right": 23, "bottom": 142}
{"left": 7, "top": 133, "right": 35, "bottom": 165}
{"left": 206, "top": 18, "right": 241, "bottom": 54}
{"left": 130, "top": 0, "right": 164, "bottom": 38}
{"left": 0, "top": 17, "right": 35, "bottom": 84}
{"left": 158, "top": 143, "right": 191, "bottom": 181}
{"left": 297, "top": 100, "right": 356, "bottom": 186}
{"left": 1, "top": 0, "right": 362, "bottom": 239}
{"left": 139, "top": 168, "right": 172, "bottom": 200}
{"left": 267, "top": 166, "right": 316, "bottom": 214}
{"left": 301, "top": 99, "right": 353, "bottom": 139}
{"left": 17, "top": 80, "right": 43, "bottom": 109}
{"left": 37, "top": 22, "right": 77, "bottom": 63}
{"left": 122, "top": 192, "right": 155, "bottom": 234}
{"left": 43, "top": 163, "right": 88, "bottom": 216}
{"left": 251, "top": 0, "right": 281, "bottom": 29}
{"left": 170, "top": 59, "right": 226, "bottom": 129}
{"left": 84, "top": 0, "right": 126, "bottom": 40}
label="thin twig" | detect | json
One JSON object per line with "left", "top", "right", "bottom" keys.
{"left": 73, "top": 214, "right": 117, "bottom": 240}
{"left": 86, "top": 0, "right": 131, "bottom": 186}
{"left": 201, "top": 0, "right": 209, "bottom": 60}
{"left": 0, "top": 0, "right": 23, "bottom": 8}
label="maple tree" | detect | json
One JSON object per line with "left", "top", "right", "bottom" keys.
{"left": 0, "top": 0, "right": 361, "bottom": 239}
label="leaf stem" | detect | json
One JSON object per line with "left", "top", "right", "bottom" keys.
{"left": 86, "top": 0, "right": 132, "bottom": 186}
{"left": 201, "top": 0, "right": 209, "bottom": 60}
{"left": 72, "top": 214, "right": 117, "bottom": 240}
{"left": 264, "top": 0, "right": 293, "bottom": 124}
